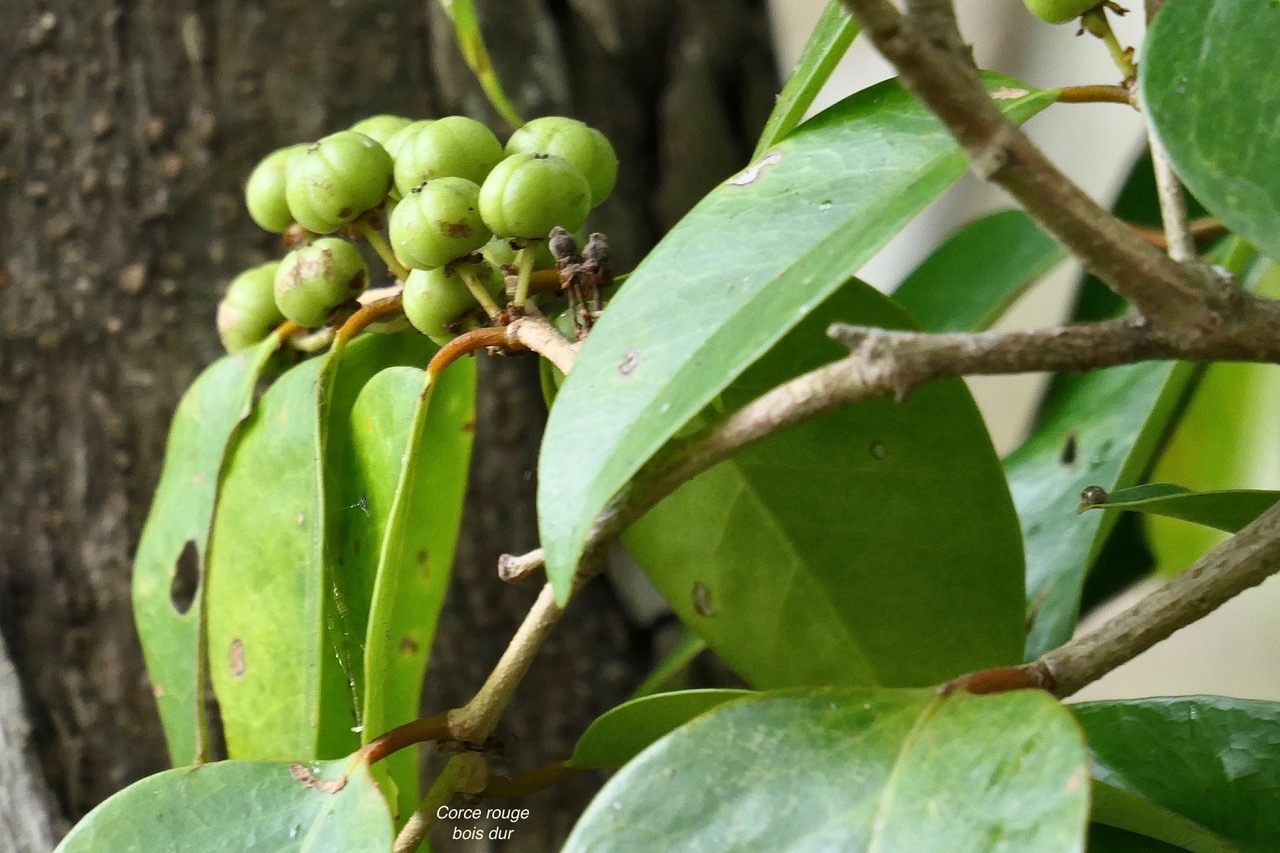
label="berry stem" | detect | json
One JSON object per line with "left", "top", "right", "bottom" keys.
{"left": 457, "top": 265, "right": 503, "bottom": 318}
{"left": 512, "top": 243, "right": 537, "bottom": 308}
{"left": 356, "top": 220, "right": 411, "bottom": 281}
{"left": 1082, "top": 8, "right": 1137, "bottom": 81}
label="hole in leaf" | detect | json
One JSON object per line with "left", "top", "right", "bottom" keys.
{"left": 170, "top": 540, "right": 200, "bottom": 615}
{"left": 1059, "top": 430, "right": 1079, "bottom": 467}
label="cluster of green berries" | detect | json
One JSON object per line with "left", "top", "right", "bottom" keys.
{"left": 218, "top": 113, "right": 617, "bottom": 353}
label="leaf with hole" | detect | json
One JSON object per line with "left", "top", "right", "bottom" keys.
{"left": 132, "top": 334, "right": 282, "bottom": 766}
{"left": 752, "top": 0, "right": 859, "bottom": 160}
{"left": 622, "top": 278, "right": 1025, "bottom": 688}
{"left": 563, "top": 688, "right": 1090, "bottom": 851}
{"left": 206, "top": 332, "right": 432, "bottom": 761}
{"left": 538, "top": 74, "right": 1056, "bottom": 603}
{"left": 353, "top": 363, "right": 475, "bottom": 823}
{"left": 892, "top": 209, "right": 1068, "bottom": 333}
{"left": 568, "top": 689, "right": 753, "bottom": 769}
{"left": 55, "top": 755, "right": 393, "bottom": 852}
{"left": 1141, "top": 0, "right": 1280, "bottom": 261}
{"left": 1074, "top": 696, "right": 1280, "bottom": 852}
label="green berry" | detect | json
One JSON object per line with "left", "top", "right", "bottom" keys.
{"left": 402, "top": 263, "right": 503, "bottom": 346}
{"left": 349, "top": 115, "right": 413, "bottom": 147}
{"left": 273, "top": 237, "right": 369, "bottom": 327}
{"left": 383, "top": 120, "right": 433, "bottom": 161}
{"left": 504, "top": 117, "right": 618, "bottom": 206}
{"left": 285, "top": 131, "right": 393, "bottom": 234}
{"left": 1022, "top": 0, "right": 1099, "bottom": 23}
{"left": 392, "top": 116, "right": 503, "bottom": 197}
{"left": 389, "top": 177, "right": 491, "bottom": 269}
{"left": 245, "top": 145, "right": 307, "bottom": 234}
{"left": 479, "top": 153, "right": 591, "bottom": 239}
{"left": 217, "top": 261, "right": 284, "bottom": 352}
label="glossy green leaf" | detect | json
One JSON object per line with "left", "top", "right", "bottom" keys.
{"left": 1091, "top": 780, "right": 1235, "bottom": 853}
{"left": 629, "top": 630, "right": 708, "bottom": 700}
{"left": 892, "top": 210, "right": 1067, "bottom": 332}
{"left": 439, "top": 0, "right": 523, "bottom": 129}
{"left": 752, "top": 0, "right": 859, "bottom": 159}
{"left": 354, "top": 363, "right": 475, "bottom": 823}
{"left": 568, "top": 689, "right": 753, "bottom": 770}
{"left": 1074, "top": 697, "right": 1280, "bottom": 852}
{"left": 623, "top": 280, "right": 1024, "bottom": 687}
{"left": 133, "top": 335, "right": 281, "bottom": 767}
{"left": 56, "top": 755, "right": 393, "bottom": 852}
{"left": 1080, "top": 483, "right": 1279, "bottom": 533}
{"left": 539, "top": 75, "right": 1056, "bottom": 603}
{"left": 207, "top": 332, "right": 432, "bottom": 761}
{"left": 564, "top": 689, "right": 1090, "bottom": 851}
{"left": 1089, "top": 823, "right": 1198, "bottom": 852}
{"left": 1142, "top": 0, "right": 1280, "bottom": 261}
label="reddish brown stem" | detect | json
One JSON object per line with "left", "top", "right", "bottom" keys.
{"left": 938, "top": 664, "right": 1055, "bottom": 696}
{"left": 335, "top": 293, "right": 405, "bottom": 345}
{"left": 275, "top": 320, "right": 308, "bottom": 339}
{"left": 1057, "top": 84, "right": 1133, "bottom": 106}
{"left": 358, "top": 713, "right": 452, "bottom": 766}
{"left": 427, "top": 327, "right": 516, "bottom": 380}
{"left": 480, "top": 762, "right": 584, "bottom": 798}
{"left": 1128, "top": 217, "right": 1229, "bottom": 251}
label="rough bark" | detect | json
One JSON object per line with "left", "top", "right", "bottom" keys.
{"left": 0, "top": 0, "right": 774, "bottom": 848}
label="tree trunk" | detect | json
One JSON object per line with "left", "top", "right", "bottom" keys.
{"left": 0, "top": 1, "right": 774, "bottom": 848}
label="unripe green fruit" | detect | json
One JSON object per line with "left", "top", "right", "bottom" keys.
{"left": 383, "top": 120, "right": 433, "bottom": 161}
{"left": 349, "top": 115, "right": 413, "bottom": 147}
{"left": 479, "top": 154, "right": 591, "bottom": 239}
{"left": 217, "top": 261, "right": 284, "bottom": 352}
{"left": 480, "top": 235, "right": 555, "bottom": 271}
{"left": 274, "top": 237, "right": 369, "bottom": 327}
{"left": 1022, "top": 0, "right": 1098, "bottom": 24}
{"left": 392, "top": 116, "right": 503, "bottom": 197}
{"left": 402, "top": 263, "right": 503, "bottom": 346}
{"left": 504, "top": 117, "right": 618, "bottom": 206}
{"left": 245, "top": 145, "right": 308, "bottom": 234}
{"left": 285, "top": 131, "right": 393, "bottom": 234}
{"left": 389, "top": 177, "right": 491, "bottom": 269}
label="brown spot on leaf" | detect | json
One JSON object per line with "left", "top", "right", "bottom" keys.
{"left": 416, "top": 549, "right": 428, "bottom": 565}
{"left": 618, "top": 349, "right": 641, "bottom": 376}
{"left": 152, "top": 683, "right": 166, "bottom": 698}
{"left": 398, "top": 636, "right": 420, "bottom": 655}
{"left": 437, "top": 219, "right": 472, "bottom": 238}
{"left": 290, "top": 763, "right": 346, "bottom": 793}
{"left": 229, "top": 639, "right": 246, "bottom": 678}
{"left": 462, "top": 420, "right": 476, "bottom": 434}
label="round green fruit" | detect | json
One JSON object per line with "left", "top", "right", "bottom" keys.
{"left": 245, "top": 144, "right": 307, "bottom": 234}
{"left": 392, "top": 116, "right": 503, "bottom": 197}
{"left": 504, "top": 116, "right": 618, "bottom": 206}
{"left": 285, "top": 131, "right": 393, "bottom": 234}
{"left": 383, "top": 119, "right": 433, "bottom": 161}
{"left": 217, "top": 261, "right": 284, "bottom": 352}
{"left": 349, "top": 114, "right": 413, "bottom": 146}
{"left": 402, "top": 263, "right": 503, "bottom": 346}
{"left": 273, "top": 237, "right": 369, "bottom": 327}
{"left": 1023, "top": 0, "right": 1098, "bottom": 24}
{"left": 478, "top": 153, "right": 591, "bottom": 239}
{"left": 389, "top": 177, "right": 490, "bottom": 269}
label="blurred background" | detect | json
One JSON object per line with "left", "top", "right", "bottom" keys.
{"left": 1, "top": 1, "right": 1275, "bottom": 849}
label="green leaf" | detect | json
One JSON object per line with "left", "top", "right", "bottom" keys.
{"left": 56, "top": 755, "right": 393, "bottom": 852}
{"left": 564, "top": 689, "right": 1090, "bottom": 851}
{"left": 1089, "top": 822, "right": 1198, "bottom": 852}
{"left": 892, "top": 210, "right": 1068, "bottom": 332}
{"left": 623, "top": 279, "right": 1024, "bottom": 687}
{"left": 1074, "top": 697, "right": 1280, "bottom": 852}
{"left": 132, "top": 335, "right": 281, "bottom": 766}
{"left": 1080, "top": 483, "right": 1279, "bottom": 533}
{"left": 1141, "top": 0, "right": 1280, "bottom": 261}
{"left": 1091, "top": 780, "right": 1236, "bottom": 853}
{"left": 569, "top": 689, "right": 753, "bottom": 770}
{"left": 354, "top": 363, "right": 475, "bottom": 823}
{"left": 629, "top": 630, "right": 708, "bottom": 700}
{"left": 207, "top": 332, "right": 432, "bottom": 761}
{"left": 439, "top": 0, "right": 523, "bottom": 129}
{"left": 539, "top": 75, "right": 1056, "bottom": 603}
{"left": 752, "top": 1, "right": 859, "bottom": 160}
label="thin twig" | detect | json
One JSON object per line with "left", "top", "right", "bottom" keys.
{"left": 481, "top": 762, "right": 584, "bottom": 798}
{"left": 945, "top": 500, "right": 1280, "bottom": 698}
{"left": 505, "top": 315, "right": 580, "bottom": 374}
{"left": 356, "top": 713, "right": 451, "bottom": 766}
{"left": 838, "top": 0, "right": 1225, "bottom": 330}
{"left": 356, "top": 219, "right": 411, "bottom": 281}
{"left": 393, "top": 755, "right": 476, "bottom": 853}
{"left": 1057, "top": 84, "right": 1135, "bottom": 106}
{"left": 1141, "top": 22, "right": 1196, "bottom": 261}
{"left": 335, "top": 293, "right": 405, "bottom": 345}
{"left": 1128, "top": 217, "right": 1229, "bottom": 251}
{"left": 498, "top": 548, "right": 545, "bottom": 584}
{"left": 427, "top": 327, "right": 511, "bottom": 380}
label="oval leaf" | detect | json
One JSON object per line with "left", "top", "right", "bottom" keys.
{"left": 568, "top": 689, "right": 753, "bottom": 769}
{"left": 623, "top": 279, "right": 1024, "bottom": 687}
{"left": 1142, "top": 0, "right": 1280, "bottom": 261}
{"left": 1091, "top": 780, "right": 1236, "bottom": 853}
{"left": 1080, "top": 484, "right": 1280, "bottom": 533}
{"left": 537, "top": 75, "right": 1056, "bottom": 602}
{"left": 354, "top": 363, "right": 475, "bottom": 822}
{"left": 892, "top": 209, "right": 1068, "bottom": 333}
{"left": 564, "top": 689, "right": 1089, "bottom": 851}
{"left": 133, "top": 335, "right": 281, "bottom": 766}
{"left": 56, "top": 756, "right": 392, "bottom": 852}
{"left": 1074, "top": 697, "right": 1280, "bottom": 852}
